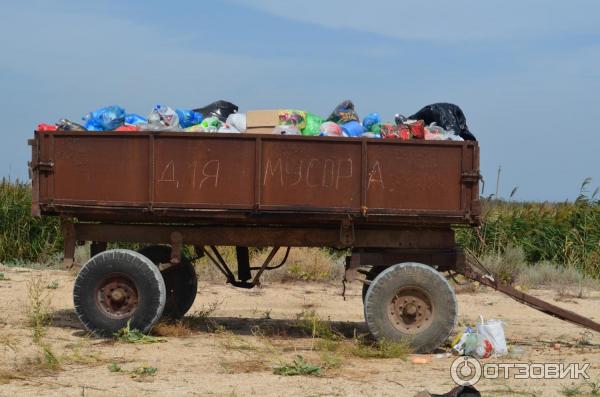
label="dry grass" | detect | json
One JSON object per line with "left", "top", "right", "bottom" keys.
{"left": 259, "top": 248, "right": 344, "bottom": 283}
{"left": 153, "top": 300, "right": 222, "bottom": 336}
{"left": 480, "top": 245, "right": 528, "bottom": 284}
{"left": 193, "top": 247, "right": 344, "bottom": 283}
{"left": 25, "top": 274, "right": 53, "bottom": 343}
{"left": 152, "top": 321, "right": 193, "bottom": 337}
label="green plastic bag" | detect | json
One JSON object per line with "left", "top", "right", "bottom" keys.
{"left": 201, "top": 116, "right": 222, "bottom": 129}
{"left": 302, "top": 113, "right": 324, "bottom": 136}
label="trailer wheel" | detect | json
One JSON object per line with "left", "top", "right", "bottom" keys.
{"left": 362, "top": 267, "right": 383, "bottom": 302}
{"left": 73, "top": 249, "right": 166, "bottom": 336}
{"left": 364, "top": 262, "right": 457, "bottom": 353}
{"left": 138, "top": 245, "right": 198, "bottom": 319}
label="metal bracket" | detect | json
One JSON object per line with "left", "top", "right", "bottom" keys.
{"left": 339, "top": 219, "right": 355, "bottom": 247}
{"left": 61, "top": 217, "right": 76, "bottom": 269}
{"left": 32, "top": 161, "right": 54, "bottom": 173}
{"left": 460, "top": 251, "right": 600, "bottom": 333}
{"left": 461, "top": 170, "right": 480, "bottom": 184}
{"left": 168, "top": 232, "right": 183, "bottom": 266}
{"left": 343, "top": 252, "right": 361, "bottom": 283}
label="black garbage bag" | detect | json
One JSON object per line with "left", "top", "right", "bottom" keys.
{"left": 193, "top": 100, "right": 238, "bottom": 122}
{"left": 326, "top": 100, "right": 360, "bottom": 123}
{"left": 409, "top": 103, "right": 476, "bottom": 141}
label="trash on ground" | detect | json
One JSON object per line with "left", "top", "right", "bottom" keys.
{"left": 411, "top": 356, "right": 432, "bottom": 364}
{"left": 476, "top": 316, "right": 508, "bottom": 356}
{"left": 453, "top": 316, "right": 507, "bottom": 358}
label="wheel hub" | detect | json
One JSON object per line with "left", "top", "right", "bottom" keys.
{"left": 95, "top": 275, "right": 139, "bottom": 319}
{"left": 388, "top": 287, "right": 433, "bottom": 334}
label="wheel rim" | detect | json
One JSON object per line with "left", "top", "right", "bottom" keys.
{"left": 95, "top": 273, "right": 139, "bottom": 319}
{"left": 388, "top": 286, "right": 433, "bottom": 334}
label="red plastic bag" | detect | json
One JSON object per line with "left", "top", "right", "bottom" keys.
{"left": 407, "top": 119, "right": 425, "bottom": 139}
{"left": 37, "top": 123, "right": 57, "bottom": 131}
{"left": 115, "top": 125, "right": 140, "bottom": 132}
{"left": 381, "top": 124, "right": 411, "bottom": 139}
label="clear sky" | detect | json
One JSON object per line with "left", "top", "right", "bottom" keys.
{"left": 1, "top": 0, "right": 599, "bottom": 201}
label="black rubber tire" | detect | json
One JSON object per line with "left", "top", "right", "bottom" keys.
{"left": 73, "top": 249, "right": 166, "bottom": 336}
{"left": 362, "top": 267, "right": 384, "bottom": 302}
{"left": 364, "top": 262, "right": 457, "bottom": 353}
{"left": 138, "top": 245, "right": 198, "bottom": 319}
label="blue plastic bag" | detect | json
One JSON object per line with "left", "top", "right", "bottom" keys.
{"left": 82, "top": 105, "right": 126, "bottom": 131}
{"left": 362, "top": 113, "right": 381, "bottom": 130}
{"left": 124, "top": 113, "right": 147, "bottom": 126}
{"left": 176, "top": 109, "right": 203, "bottom": 128}
{"left": 341, "top": 120, "right": 365, "bottom": 137}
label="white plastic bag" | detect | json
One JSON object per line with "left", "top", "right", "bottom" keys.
{"left": 477, "top": 316, "right": 508, "bottom": 356}
{"left": 226, "top": 113, "right": 246, "bottom": 133}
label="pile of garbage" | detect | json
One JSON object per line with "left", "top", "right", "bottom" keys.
{"left": 452, "top": 316, "right": 508, "bottom": 359}
{"left": 37, "top": 100, "right": 476, "bottom": 141}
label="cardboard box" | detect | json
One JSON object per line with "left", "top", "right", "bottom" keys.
{"left": 246, "top": 110, "right": 279, "bottom": 134}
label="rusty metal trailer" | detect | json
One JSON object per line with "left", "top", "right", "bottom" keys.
{"left": 29, "top": 130, "right": 599, "bottom": 352}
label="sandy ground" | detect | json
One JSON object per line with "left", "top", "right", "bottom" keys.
{"left": 0, "top": 265, "right": 599, "bottom": 397}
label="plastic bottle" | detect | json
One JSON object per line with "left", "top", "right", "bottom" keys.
{"left": 153, "top": 104, "right": 179, "bottom": 127}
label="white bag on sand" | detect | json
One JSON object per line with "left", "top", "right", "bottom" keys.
{"left": 477, "top": 316, "right": 508, "bottom": 356}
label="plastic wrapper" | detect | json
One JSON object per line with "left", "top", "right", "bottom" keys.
{"left": 319, "top": 121, "right": 343, "bottom": 137}
{"left": 217, "top": 126, "right": 241, "bottom": 134}
{"left": 409, "top": 103, "right": 476, "bottom": 141}
{"left": 37, "top": 123, "right": 57, "bottom": 132}
{"left": 193, "top": 100, "right": 238, "bottom": 122}
{"left": 362, "top": 131, "right": 381, "bottom": 138}
{"left": 226, "top": 113, "right": 246, "bottom": 132}
{"left": 327, "top": 100, "right": 359, "bottom": 123}
{"left": 302, "top": 113, "right": 324, "bottom": 136}
{"left": 175, "top": 109, "right": 203, "bottom": 128}
{"left": 274, "top": 125, "right": 301, "bottom": 135}
{"left": 425, "top": 124, "right": 464, "bottom": 141}
{"left": 452, "top": 328, "right": 493, "bottom": 359}
{"left": 124, "top": 113, "right": 147, "bottom": 126}
{"left": 184, "top": 125, "right": 206, "bottom": 133}
{"left": 82, "top": 105, "right": 125, "bottom": 131}
{"left": 278, "top": 110, "right": 307, "bottom": 130}
{"left": 341, "top": 120, "right": 365, "bottom": 137}
{"left": 381, "top": 120, "right": 425, "bottom": 140}
{"left": 57, "top": 118, "right": 86, "bottom": 131}
{"left": 380, "top": 123, "right": 412, "bottom": 140}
